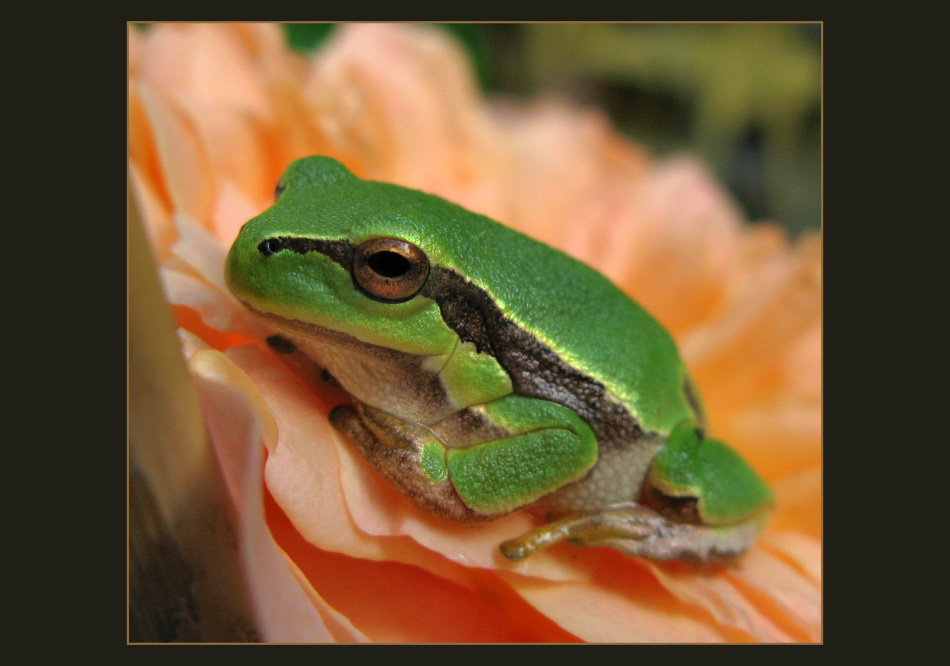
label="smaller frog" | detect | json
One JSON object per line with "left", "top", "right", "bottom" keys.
{"left": 225, "top": 157, "right": 773, "bottom": 562}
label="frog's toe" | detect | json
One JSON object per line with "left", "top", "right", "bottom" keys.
{"left": 499, "top": 503, "right": 656, "bottom": 561}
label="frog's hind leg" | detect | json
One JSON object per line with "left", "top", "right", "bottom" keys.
{"left": 499, "top": 503, "right": 768, "bottom": 562}
{"left": 500, "top": 422, "right": 774, "bottom": 562}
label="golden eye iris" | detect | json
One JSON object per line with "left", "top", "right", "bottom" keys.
{"left": 352, "top": 237, "right": 429, "bottom": 302}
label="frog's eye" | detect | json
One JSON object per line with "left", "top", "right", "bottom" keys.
{"left": 353, "top": 237, "right": 429, "bottom": 302}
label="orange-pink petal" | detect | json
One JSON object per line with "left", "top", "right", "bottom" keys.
{"left": 186, "top": 343, "right": 366, "bottom": 641}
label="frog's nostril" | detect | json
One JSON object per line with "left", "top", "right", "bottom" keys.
{"left": 258, "top": 237, "right": 284, "bottom": 257}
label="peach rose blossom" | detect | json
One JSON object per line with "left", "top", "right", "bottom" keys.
{"left": 129, "top": 23, "right": 821, "bottom": 643}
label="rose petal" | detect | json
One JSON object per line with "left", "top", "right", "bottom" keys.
{"left": 136, "top": 83, "right": 215, "bottom": 230}
{"left": 168, "top": 212, "right": 229, "bottom": 290}
{"left": 137, "top": 23, "right": 272, "bottom": 121}
{"left": 500, "top": 565, "right": 731, "bottom": 643}
{"left": 721, "top": 548, "right": 821, "bottom": 642}
{"left": 618, "top": 157, "right": 746, "bottom": 336}
{"left": 646, "top": 562, "right": 796, "bottom": 642}
{"left": 728, "top": 397, "right": 822, "bottom": 479}
{"left": 178, "top": 97, "right": 273, "bottom": 211}
{"left": 762, "top": 531, "right": 821, "bottom": 585}
{"left": 129, "top": 160, "right": 174, "bottom": 262}
{"left": 270, "top": 513, "right": 578, "bottom": 642}
{"left": 212, "top": 180, "right": 269, "bottom": 248}
{"left": 305, "top": 23, "right": 510, "bottom": 202}
{"left": 161, "top": 267, "right": 244, "bottom": 335}
{"left": 187, "top": 344, "right": 367, "bottom": 642}
{"left": 681, "top": 235, "right": 821, "bottom": 478}
{"left": 769, "top": 467, "right": 822, "bottom": 539}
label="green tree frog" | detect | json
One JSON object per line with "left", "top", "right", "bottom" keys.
{"left": 225, "top": 156, "right": 773, "bottom": 562}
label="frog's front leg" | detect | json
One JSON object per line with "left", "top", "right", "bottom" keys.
{"left": 501, "top": 422, "right": 774, "bottom": 562}
{"left": 330, "top": 393, "right": 599, "bottom": 523}
{"left": 330, "top": 401, "right": 484, "bottom": 522}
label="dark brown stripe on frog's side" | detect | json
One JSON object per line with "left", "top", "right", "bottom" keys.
{"left": 422, "top": 267, "right": 644, "bottom": 449}
{"left": 258, "top": 235, "right": 645, "bottom": 448}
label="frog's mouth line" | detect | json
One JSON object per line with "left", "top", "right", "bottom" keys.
{"left": 241, "top": 301, "right": 469, "bottom": 429}
{"left": 241, "top": 303, "right": 433, "bottom": 361}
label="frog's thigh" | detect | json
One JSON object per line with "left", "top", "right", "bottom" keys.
{"left": 445, "top": 394, "right": 598, "bottom": 516}
{"left": 646, "top": 422, "right": 774, "bottom": 526}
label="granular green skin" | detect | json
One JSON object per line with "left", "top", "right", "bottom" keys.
{"left": 420, "top": 442, "right": 448, "bottom": 483}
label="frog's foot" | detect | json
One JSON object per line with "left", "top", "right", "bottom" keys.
{"left": 499, "top": 503, "right": 768, "bottom": 562}
{"left": 330, "top": 401, "right": 491, "bottom": 523}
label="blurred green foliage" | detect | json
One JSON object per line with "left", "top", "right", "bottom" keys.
{"left": 283, "top": 23, "right": 336, "bottom": 52}
{"left": 511, "top": 24, "right": 822, "bottom": 236}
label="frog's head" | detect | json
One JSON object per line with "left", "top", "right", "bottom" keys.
{"left": 225, "top": 156, "right": 465, "bottom": 356}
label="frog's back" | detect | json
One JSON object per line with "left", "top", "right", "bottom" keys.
{"left": 442, "top": 206, "right": 696, "bottom": 436}
{"left": 286, "top": 163, "right": 696, "bottom": 437}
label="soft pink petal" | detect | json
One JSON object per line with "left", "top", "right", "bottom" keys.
{"left": 762, "top": 532, "right": 821, "bottom": 585}
{"left": 129, "top": 160, "right": 175, "bottom": 262}
{"left": 618, "top": 157, "right": 747, "bottom": 335}
{"left": 646, "top": 561, "right": 797, "bottom": 642}
{"left": 680, "top": 235, "right": 821, "bottom": 478}
{"left": 728, "top": 396, "right": 822, "bottom": 479}
{"left": 212, "top": 180, "right": 270, "bottom": 248}
{"left": 769, "top": 467, "right": 822, "bottom": 540}
{"left": 488, "top": 101, "right": 650, "bottom": 258}
{"left": 187, "top": 343, "right": 367, "bottom": 642}
{"left": 722, "top": 548, "right": 821, "bottom": 642}
{"left": 138, "top": 23, "right": 272, "bottom": 121}
{"left": 500, "top": 569, "right": 730, "bottom": 643}
{"left": 136, "top": 83, "right": 215, "bottom": 230}
{"left": 161, "top": 267, "right": 246, "bottom": 335}
{"left": 176, "top": 96, "right": 274, "bottom": 213}
{"left": 169, "top": 212, "right": 230, "bottom": 293}
{"left": 305, "top": 23, "right": 511, "bottom": 202}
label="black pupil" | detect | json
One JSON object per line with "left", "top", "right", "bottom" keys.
{"left": 368, "top": 251, "right": 410, "bottom": 278}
